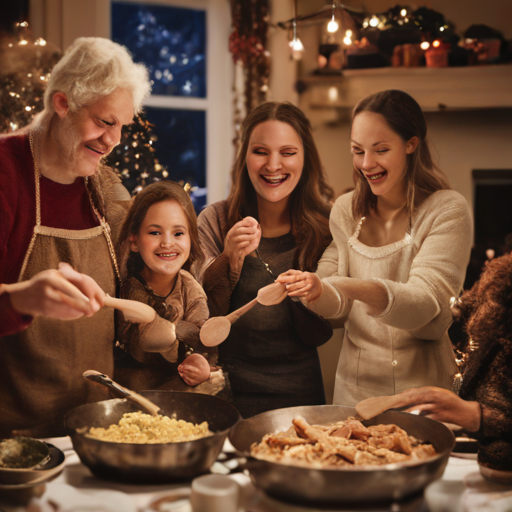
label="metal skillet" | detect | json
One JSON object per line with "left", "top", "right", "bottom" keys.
{"left": 229, "top": 404, "right": 455, "bottom": 506}
{"left": 65, "top": 391, "right": 240, "bottom": 484}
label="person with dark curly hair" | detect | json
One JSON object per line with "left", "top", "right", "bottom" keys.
{"left": 388, "top": 252, "right": 512, "bottom": 473}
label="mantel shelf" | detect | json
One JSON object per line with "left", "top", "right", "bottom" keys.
{"left": 300, "top": 64, "right": 512, "bottom": 111}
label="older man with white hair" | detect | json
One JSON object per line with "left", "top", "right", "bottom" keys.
{"left": 0, "top": 37, "right": 151, "bottom": 437}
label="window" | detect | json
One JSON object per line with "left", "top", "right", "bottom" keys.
{"left": 111, "top": 0, "right": 231, "bottom": 210}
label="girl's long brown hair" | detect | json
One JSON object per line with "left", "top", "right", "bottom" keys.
{"left": 117, "top": 181, "right": 204, "bottom": 280}
{"left": 351, "top": 90, "right": 450, "bottom": 218}
{"left": 228, "top": 102, "right": 334, "bottom": 272}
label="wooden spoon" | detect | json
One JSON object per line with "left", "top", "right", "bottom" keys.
{"left": 257, "top": 282, "right": 288, "bottom": 306}
{"left": 200, "top": 282, "right": 289, "bottom": 347}
{"left": 200, "top": 298, "right": 258, "bottom": 347}
{"left": 83, "top": 370, "right": 160, "bottom": 416}
{"left": 104, "top": 294, "right": 157, "bottom": 323}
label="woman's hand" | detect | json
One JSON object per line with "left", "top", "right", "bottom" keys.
{"left": 2, "top": 263, "right": 104, "bottom": 320}
{"left": 276, "top": 270, "right": 323, "bottom": 303}
{"left": 223, "top": 216, "right": 261, "bottom": 271}
{"left": 399, "top": 386, "right": 481, "bottom": 432}
{"left": 178, "top": 353, "right": 211, "bottom": 386}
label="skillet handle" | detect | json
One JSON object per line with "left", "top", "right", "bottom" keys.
{"left": 83, "top": 370, "right": 161, "bottom": 416}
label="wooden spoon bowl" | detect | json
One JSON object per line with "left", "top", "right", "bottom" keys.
{"left": 257, "top": 282, "right": 287, "bottom": 306}
{"left": 200, "top": 317, "right": 232, "bottom": 347}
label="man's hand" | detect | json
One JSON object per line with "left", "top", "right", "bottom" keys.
{"left": 2, "top": 263, "right": 104, "bottom": 320}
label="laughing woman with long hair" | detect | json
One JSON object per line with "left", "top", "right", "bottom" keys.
{"left": 279, "top": 90, "right": 473, "bottom": 406}
{"left": 197, "top": 102, "right": 334, "bottom": 418}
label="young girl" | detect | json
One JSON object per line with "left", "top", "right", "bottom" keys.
{"left": 114, "top": 181, "right": 224, "bottom": 395}
{"left": 279, "top": 90, "right": 472, "bottom": 406}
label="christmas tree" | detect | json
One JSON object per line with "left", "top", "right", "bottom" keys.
{"left": 105, "top": 112, "right": 169, "bottom": 194}
{"left": 0, "top": 22, "right": 61, "bottom": 133}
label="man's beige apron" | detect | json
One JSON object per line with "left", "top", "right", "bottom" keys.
{"left": 0, "top": 157, "right": 118, "bottom": 438}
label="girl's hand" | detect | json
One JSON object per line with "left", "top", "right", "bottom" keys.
{"left": 2, "top": 263, "right": 103, "bottom": 319}
{"left": 399, "top": 386, "right": 481, "bottom": 432}
{"left": 277, "top": 270, "right": 323, "bottom": 303}
{"left": 223, "top": 216, "right": 261, "bottom": 271}
{"left": 178, "top": 353, "right": 211, "bottom": 386}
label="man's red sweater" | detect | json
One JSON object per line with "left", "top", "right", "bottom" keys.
{"left": 0, "top": 133, "right": 100, "bottom": 335}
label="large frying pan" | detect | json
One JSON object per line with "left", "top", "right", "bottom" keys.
{"left": 65, "top": 391, "right": 240, "bottom": 484}
{"left": 229, "top": 405, "right": 455, "bottom": 506}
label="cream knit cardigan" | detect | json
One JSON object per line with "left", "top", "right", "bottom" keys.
{"left": 309, "top": 189, "right": 473, "bottom": 406}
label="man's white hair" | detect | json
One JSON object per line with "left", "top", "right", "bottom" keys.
{"left": 43, "top": 37, "right": 151, "bottom": 115}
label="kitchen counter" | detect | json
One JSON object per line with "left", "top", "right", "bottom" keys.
{"left": 1, "top": 437, "right": 511, "bottom": 512}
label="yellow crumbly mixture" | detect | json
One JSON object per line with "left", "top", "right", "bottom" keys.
{"left": 86, "top": 412, "right": 211, "bottom": 444}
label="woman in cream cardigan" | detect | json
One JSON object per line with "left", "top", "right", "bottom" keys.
{"left": 278, "top": 90, "right": 472, "bottom": 406}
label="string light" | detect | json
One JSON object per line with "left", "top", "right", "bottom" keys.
{"left": 420, "top": 41, "right": 430, "bottom": 50}
{"left": 432, "top": 40, "right": 441, "bottom": 48}
{"left": 369, "top": 16, "right": 379, "bottom": 27}
{"left": 289, "top": 19, "right": 304, "bottom": 60}
{"left": 327, "top": 4, "right": 339, "bottom": 33}
{"left": 400, "top": 8, "right": 407, "bottom": 16}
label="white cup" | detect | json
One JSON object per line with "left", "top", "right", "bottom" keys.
{"left": 190, "top": 474, "right": 239, "bottom": 512}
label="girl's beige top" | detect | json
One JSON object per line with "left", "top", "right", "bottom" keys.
{"left": 309, "top": 190, "right": 473, "bottom": 406}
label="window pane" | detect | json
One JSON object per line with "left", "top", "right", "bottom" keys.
{"left": 145, "top": 106, "right": 206, "bottom": 211}
{"left": 112, "top": 2, "right": 206, "bottom": 98}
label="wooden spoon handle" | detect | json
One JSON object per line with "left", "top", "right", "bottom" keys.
{"left": 226, "top": 298, "right": 258, "bottom": 323}
{"left": 104, "top": 295, "right": 156, "bottom": 323}
{"left": 83, "top": 370, "right": 160, "bottom": 416}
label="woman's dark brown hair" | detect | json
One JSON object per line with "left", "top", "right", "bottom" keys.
{"left": 227, "top": 101, "right": 334, "bottom": 272}
{"left": 117, "top": 181, "right": 204, "bottom": 279}
{"left": 351, "top": 90, "right": 450, "bottom": 218}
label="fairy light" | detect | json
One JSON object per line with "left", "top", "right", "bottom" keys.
{"left": 328, "top": 86, "right": 338, "bottom": 102}
{"left": 289, "top": 19, "right": 304, "bottom": 59}
{"left": 400, "top": 8, "right": 407, "bottom": 16}
{"left": 327, "top": 4, "right": 338, "bottom": 33}
{"left": 327, "top": 16, "right": 339, "bottom": 33}
{"left": 343, "top": 29, "right": 353, "bottom": 46}
{"left": 420, "top": 41, "right": 430, "bottom": 50}
{"left": 369, "top": 16, "right": 379, "bottom": 28}
{"left": 432, "top": 40, "right": 441, "bottom": 48}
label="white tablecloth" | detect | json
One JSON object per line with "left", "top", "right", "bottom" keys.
{"left": 2, "top": 437, "right": 512, "bottom": 512}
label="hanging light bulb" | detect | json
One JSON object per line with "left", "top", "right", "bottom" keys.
{"left": 289, "top": 19, "right": 304, "bottom": 60}
{"left": 327, "top": 5, "right": 338, "bottom": 33}
{"left": 327, "top": 16, "right": 339, "bottom": 33}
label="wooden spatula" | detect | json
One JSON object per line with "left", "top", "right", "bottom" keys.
{"left": 355, "top": 394, "right": 409, "bottom": 420}
{"left": 83, "top": 370, "right": 161, "bottom": 416}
